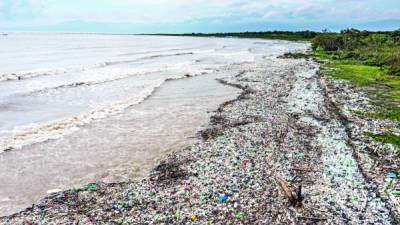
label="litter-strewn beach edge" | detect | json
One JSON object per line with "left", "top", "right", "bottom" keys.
{"left": 1, "top": 53, "right": 399, "bottom": 224}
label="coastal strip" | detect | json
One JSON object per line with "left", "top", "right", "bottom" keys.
{"left": 1, "top": 54, "right": 397, "bottom": 224}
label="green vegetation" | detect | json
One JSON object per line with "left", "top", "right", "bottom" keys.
{"left": 365, "top": 132, "right": 400, "bottom": 150}
{"left": 312, "top": 29, "right": 400, "bottom": 76}
{"left": 312, "top": 29, "right": 400, "bottom": 147}
{"left": 321, "top": 63, "right": 387, "bottom": 86}
{"left": 320, "top": 62, "right": 400, "bottom": 122}
{"left": 149, "top": 31, "right": 318, "bottom": 41}
{"left": 312, "top": 29, "right": 400, "bottom": 102}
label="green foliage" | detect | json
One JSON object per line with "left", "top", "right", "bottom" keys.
{"left": 322, "top": 63, "right": 386, "bottom": 86}
{"left": 311, "top": 29, "right": 400, "bottom": 73}
{"left": 313, "top": 50, "right": 336, "bottom": 60}
{"left": 312, "top": 34, "right": 344, "bottom": 51}
{"left": 150, "top": 30, "right": 318, "bottom": 41}
{"left": 365, "top": 132, "right": 400, "bottom": 148}
{"left": 389, "top": 54, "right": 400, "bottom": 76}
{"left": 319, "top": 62, "right": 400, "bottom": 121}
{"left": 366, "top": 106, "right": 400, "bottom": 122}
{"left": 313, "top": 29, "right": 400, "bottom": 122}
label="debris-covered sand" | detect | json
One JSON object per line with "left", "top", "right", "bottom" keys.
{"left": 319, "top": 74, "right": 400, "bottom": 222}
{"left": 1, "top": 54, "right": 399, "bottom": 224}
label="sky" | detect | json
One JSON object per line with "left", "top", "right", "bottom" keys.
{"left": 0, "top": 0, "right": 399, "bottom": 33}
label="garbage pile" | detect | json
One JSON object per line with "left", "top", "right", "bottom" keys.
{"left": 320, "top": 74, "right": 400, "bottom": 221}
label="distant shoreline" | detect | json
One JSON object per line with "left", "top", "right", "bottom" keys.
{"left": 141, "top": 31, "right": 317, "bottom": 42}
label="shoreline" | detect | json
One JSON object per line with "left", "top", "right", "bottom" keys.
{"left": 1, "top": 53, "right": 399, "bottom": 224}
{"left": 0, "top": 72, "right": 241, "bottom": 217}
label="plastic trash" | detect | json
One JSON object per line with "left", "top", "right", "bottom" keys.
{"left": 117, "top": 203, "right": 125, "bottom": 209}
{"left": 78, "top": 183, "right": 98, "bottom": 192}
{"left": 295, "top": 152, "right": 302, "bottom": 161}
{"left": 243, "top": 176, "right": 251, "bottom": 184}
{"left": 388, "top": 172, "right": 397, "bottom": 179}
{"left": 175, "top": 210, "right": 181, "bottom": 218}
{"left": 242, "top": 159, "right": 250, "bottom": 168}
{"left": 219, "top": 194, "right": 229, "bottom": 202}
{"left": 191, "top": 214, "right": 197, "bottom": 221}
{"left": 181, "top": 180, "right": 189, "bottom": 189}
{"left": 235, "top": 212, "right": 244, "bottom": 220}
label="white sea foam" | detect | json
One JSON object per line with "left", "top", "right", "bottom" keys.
{"left": 0, "top": 69, "right": 214, "bottom": 153}
{"left": 0, "top": 33, "right": 309, "bottom": 152}
{"left": 0, "top": 55, "right": 189, "bottom": 82}
{"left": 0, "top": 79, "right": 164, "bottom": 152}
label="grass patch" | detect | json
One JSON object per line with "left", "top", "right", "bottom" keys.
{"left": 312, "top": 50, "right": 337, "bottom": 60}
{"left": 365, "top": 132, "right": 400, "bottom": 149}
{"left": 315, "top": 51, "right": 400, "bottom": 122}
{"left": 311, "top": 30, "right": 400, "bottom": 76}
{"left": 322, "top": 63, "right": 386, "bottom": 86}
{"left": 362, "top": 104, "right": 400, "bottom": 122}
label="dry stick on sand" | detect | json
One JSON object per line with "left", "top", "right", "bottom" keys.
{"left": 276, "top": 175, "right": 305, "bottom": 208}
{"left": 275, "top": 176, "right": 296, "bottom": 205}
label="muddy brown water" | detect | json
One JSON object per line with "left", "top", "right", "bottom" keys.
{"left": 0, "top": 73, "right": 241, "bottom": 216}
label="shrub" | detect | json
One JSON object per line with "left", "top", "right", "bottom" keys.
{"left": 312, "top": 34, "right": 344, "bottom": 51}
{"left": 393, "top": 29, "right": 400, "bottom": 44}
{"left": 362, "top": 53, "right": 391, "bottom": 67}
{"left": 341, "top": 51, "right": 360, "bottom": 59}
{"left": 389, "top": 54, "right": 400, "bottom": 76}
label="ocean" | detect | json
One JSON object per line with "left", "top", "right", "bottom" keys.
{"left": 0, "top": 33, "right": 307, "bottom": 215}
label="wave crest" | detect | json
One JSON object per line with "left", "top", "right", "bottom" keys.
{"left": 0, "top": 52, "right": 195, "bottom": 82}
{"left": 0, "top": 80, "right": 164, "bottom": 153}
{"left": 0, "top": 70, "right": 210, "bottom": 153}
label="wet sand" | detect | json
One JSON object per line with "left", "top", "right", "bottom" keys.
{"left": 0, "top": 72, "right": 240, "bottom": 216}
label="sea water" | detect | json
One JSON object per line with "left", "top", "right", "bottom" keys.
{"left": 0, "top": 33, "right": 307, "bottom": 215}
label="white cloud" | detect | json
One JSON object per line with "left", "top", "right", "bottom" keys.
{"left": 1, "top": 0, "right": 399, "bottom": 27}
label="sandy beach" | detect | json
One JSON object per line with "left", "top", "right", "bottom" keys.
{"left": 1, "top": 51, "right": 399, "bottom": 224}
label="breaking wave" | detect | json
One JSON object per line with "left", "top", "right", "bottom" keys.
{"left": 24, "top": 71, "right": 157, "bottom": 96}
{"left": 0, "top": 80, "right": 162, "bottom": 152}
{"left": 0, "top": 71, "right": 209, "bottom": 153}
{"left": 0, "top": 52, "right": 195, "bottom": 82}
{"left": 104, "top": 52, "right": 195, "bottom": 65}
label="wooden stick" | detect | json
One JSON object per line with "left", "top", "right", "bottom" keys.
{"left": 275, "top": 176, "right": 296, "bottom": 204}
